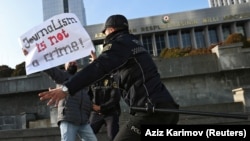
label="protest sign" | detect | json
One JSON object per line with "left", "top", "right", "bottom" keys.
{"left": 19, "top": 13, "right": 95, "bottom": 75}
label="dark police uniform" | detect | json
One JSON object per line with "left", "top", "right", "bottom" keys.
{"left": 89, "top": 74, "right": 121, "bottom": 141}
{"left": 63, "top": 15, "right": 179, "bottom": 141}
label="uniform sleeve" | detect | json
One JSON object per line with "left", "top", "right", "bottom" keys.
{"left": 44, "top": 67, "right": 70, "bottom": 84}
{"left": 64, "top": 40, "right": 132, "bottom": 95}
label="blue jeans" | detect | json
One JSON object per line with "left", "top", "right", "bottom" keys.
{"left": 60, "top": 121, "right": 97, "bottom": 141}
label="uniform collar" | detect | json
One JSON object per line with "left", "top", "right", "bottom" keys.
{"left": 104, "top": 29, "right": 129, "bottom": 45}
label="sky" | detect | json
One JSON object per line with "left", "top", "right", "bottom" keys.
{"left": 0, "top": 0, "right": 209, "bottom": 68}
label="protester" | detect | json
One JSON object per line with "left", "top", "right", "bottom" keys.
{"left": 89, "top": 73, "right": 121, "bottom": 141}
{"left": 21, "top": 48, "right": 97, "bottom": 141}
{"left": 43, "top": 61, "right": 97, "bottom": 141}
{"left": 38, "top": 14, "right": 179, "bottom": 141}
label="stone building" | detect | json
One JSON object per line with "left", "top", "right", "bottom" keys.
{"left": 0, "top": 3, "right": 250, "bottom": 140}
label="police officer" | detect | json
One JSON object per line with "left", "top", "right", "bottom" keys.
{"left": 88, "top": 73, "right": 121, "bottom": 141}
{"left": 39, "top": 14, "right": 179, "bottom": 141}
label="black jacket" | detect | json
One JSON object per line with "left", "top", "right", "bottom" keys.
{"left": 65, "top": 29, "right": 178, "bottom": 109}
{"left": 88, "top": 74, "right": 121, "bottom": 115}
{"left": 45, "top": 68, "right": 91, "bottom": 125}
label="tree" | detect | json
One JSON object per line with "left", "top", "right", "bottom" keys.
{"left": 11, "top": 62, "right": 26, "bottom": 76}
{"left": 0, "top": 65, "right": 14, "bottom": 78}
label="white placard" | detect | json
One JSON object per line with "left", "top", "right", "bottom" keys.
{"left": 19, "top": 13, "right": 95, "bottom": 75}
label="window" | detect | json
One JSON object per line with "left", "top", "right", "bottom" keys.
{"left": 181, "top": 30, "right": 192, "bottom": 48}
{"left": 211, "top": 0, "right": 215, "bottom": 7}
{"left": 236, "top": 22, "right": 246, "bottom": 36}
{"left": 142, "top": 35, "right": 153, "bottom": 55}
{"left": 221, "top": 0, "right": 225, "bottom": 6}
{"left": 155, "top": 34, "right": 166, "bottom": 55}
{"left": 208, "top": 27, "right": 219, "bottom": 44}
{"left": 222, "top": 24, "right": 231, "bottom": 40}
{"left": 243, "top": 0, "right": 247, "bottom": 3}
{"left": 231, "top": 0, "right": 235, "bottom": 4}
{"left": 168, "top": 31, "right": 179, "bottom": 48}
{"left": 195, "top": 28, "right": 206, "bottom": 48}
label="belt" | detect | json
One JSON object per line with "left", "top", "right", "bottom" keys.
{"left": 92, "top": 86, "right": 112, "bottom": 89}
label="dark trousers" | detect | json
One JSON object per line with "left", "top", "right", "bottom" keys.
{"left": 89, "top": 111, "right": 120, "bottom": 141}
{"left": 114, "top": 104, "right": 179, "bottom": 141}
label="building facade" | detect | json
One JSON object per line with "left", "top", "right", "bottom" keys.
{"left": 208, "top": 0, "right": 249, "bottom": 7}
{"left": 42, "top": 0, "right": 86, "bottom": 25}
{"left": 1, "top": 2, "right": 250, "bottom": 132}
{"left": 42, "top": 0, "right": 88, "bottom": 66}
{"left": 85, "top": 3, "right": 250, "bottom": 57}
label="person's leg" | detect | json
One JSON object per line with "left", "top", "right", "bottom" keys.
{"left": 113, "top": 115, "right": 141, "bottom": 141}
{"left": 89, "top": 112, "right": 105, "bottom": 134}
{"left": 158, "top": 113, "right": 179, "bottom": 124}
{"left": 77, "top": 123, "right": 97, "bottom": 141}
{"left": 105, "top": 113, "right": 120, "bottom": 140}
{"left": 114, "top": 112, "right": 179, "bottom": 141}
{"left": 59, "top": 121, "right": 78, "bottom": 141}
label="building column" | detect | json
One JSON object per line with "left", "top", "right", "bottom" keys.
{"left": 191, "top": 28, "right": 197, "bottom": 49}
{"left": 165, "top": 31, "right": 170, "bottom": 48}
{"left": 245, "top": 20, "right": 250, "bottom": 40}
{"left": 152, "top": 33, "right": 157, "bottom": 56}
{"left": 217, "top": 24, "right": 223, "bottom": 42}
{"left": 231, "top": 22, "right": 237, "bottom": 33}
{"left": 204, "top": 26, "right": 210, "bottom": 47}
{"left": 178, "top": 30, "right": 183, "bottom": 48}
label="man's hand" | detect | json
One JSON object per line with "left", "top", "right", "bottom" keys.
{"left": 22, "top": 48, "right": 29, "bottom": 56}
{"left": 38, "top": 87, "right": 67, "bottom": 106}
{"left": 92, "top": 104, "right": 101, "bottom": 112}
{"left": 89, "top": 50, "right": 97, "bottom": 63}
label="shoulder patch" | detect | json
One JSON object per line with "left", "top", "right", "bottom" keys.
{"left": 112, "top": 82, "right": 118, "bottom": 88}
{"left": 104, "top": 79, "right": 109, "bottom": 86}
{"left": 102, "top": 44, "right": 112, "bottom": 52}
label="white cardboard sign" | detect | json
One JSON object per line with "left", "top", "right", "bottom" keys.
{"left": 19, "top": 13, "right": 95, "bottom": 75}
